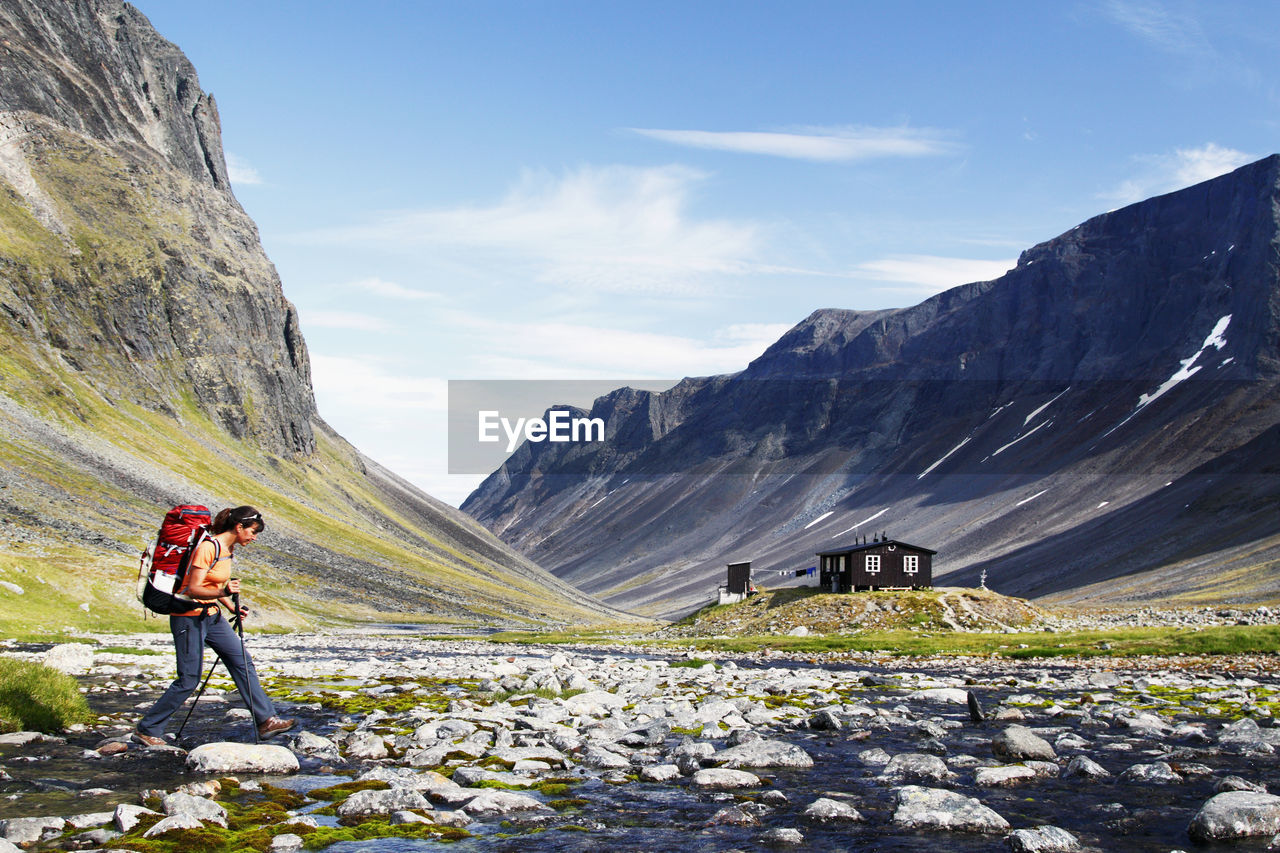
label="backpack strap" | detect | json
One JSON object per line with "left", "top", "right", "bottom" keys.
{"left": 177, "top": 532, "right": 221, "bottom": 599}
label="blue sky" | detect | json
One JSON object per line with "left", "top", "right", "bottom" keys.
{"left": 137, "top": 1, "right": 1279, "bottom": 505}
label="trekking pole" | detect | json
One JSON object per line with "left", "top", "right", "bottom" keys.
{"left": 176, "top": 655, "right": 220, "bottom": 738}
{"left": 233, "top": 590, "right": 260, "bottom": 745}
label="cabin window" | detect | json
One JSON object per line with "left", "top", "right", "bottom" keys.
{"left": 904, "top": 555, "right": 919, "bottom": 574}
{"left": 866, "top": 555, "right": 880, "bottom": 573}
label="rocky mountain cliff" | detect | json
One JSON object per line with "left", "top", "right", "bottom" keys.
{"left": 0, "top": 0, "right": 627, "bottom": 632}
{"left": 464, "top": 156, "right": 1280, "bottom": 618}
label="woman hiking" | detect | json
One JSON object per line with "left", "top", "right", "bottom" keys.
{"left": 134, "top": 505, "right": 294, "bottom": 745}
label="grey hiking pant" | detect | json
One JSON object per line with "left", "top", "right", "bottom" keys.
{"left": 138, "top": 608, "right": 276, "bottom": 735}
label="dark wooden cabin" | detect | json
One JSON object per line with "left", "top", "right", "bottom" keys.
{"left": 817, "top": 537, "right": 935, "bottom": 592}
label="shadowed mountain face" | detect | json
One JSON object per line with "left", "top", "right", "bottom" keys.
{"left": 464, "top": 156, "right": 1280, "bottom": 619}
{"left": 0, "top": 0, "right": 626, "bottom": 630}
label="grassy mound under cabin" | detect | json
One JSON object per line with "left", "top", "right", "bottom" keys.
{"left": 664, "top": 585, "right": 1045, "bottom": 638}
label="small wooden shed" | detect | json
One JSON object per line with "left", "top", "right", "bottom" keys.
{"left": 817, "top": 536, "right": 935, "bottom": 592}
{"left": 718, "top": 561, "right": 753, "bottom": 605}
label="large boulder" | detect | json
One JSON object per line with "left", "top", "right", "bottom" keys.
{"left": 803, "top": 797, "right": 864, "bottom": 822}
{"left": 460, "top": 789, "right": 551, "bottom": 818}
{"left": 562, "top": 690, "right": 625, "bottom": 716}
{"left": 0, "top": 817, "right": 65, "bottom": 846}
{"left": 691, "top": 768, "right": 761, "bottom": 789}
{"left": 892, "top": 786, "right": 1010, "bottom": 833}
{"left": 992, "top": 725, "right": 1056, "bottom": 762}
{"left": 289, "top": 731, "right": 340, "bottom": 761}
{"left": 336, "top": 788, "right": 432, "bottom": 819}
{"left": 1188, "top": 791, "right": 1280, "bottom": 841}
{"left": 880, "top": 753, "right": 955, "bottom": 785}
{"left": 161, "top": 792, "right": 227, "bottom": 827}
{"left": 714, "top": 739, "right": 814, "bottom": 769}
{"left": 1007, "top": 825, "right": 1082, "bottom": 852}
{"left": 143, "top": 814, "right": 205, "bottom": 838}
{"left": 41, "top": 643, "right": 94, "bottom": 675}
{"left": 185, "top": 742, "right": 299, "bottom": 774}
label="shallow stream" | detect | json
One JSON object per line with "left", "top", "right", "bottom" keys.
{"left": 2, "top": 641, "right": 1278, "bottom": 851}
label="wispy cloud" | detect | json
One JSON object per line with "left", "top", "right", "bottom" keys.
{"left": 1103, "top": 143, "right": 1254, "bottom": 205}
{"left": 305, "top": 166, "right": 762, "bottom": 296}
{"left": 352, "top": 277, "right": 444, "bottom": 301}
{"left": 630, "top": 126, "right": 959, "bottom": 162}
{"left": 225, "top": 153, "right": 263, "bottom": 186}
{"left": 452, "top": 316, "right": 794, "bottom": 378}
{"left": 853, "top": 255, "right": 1017, "bottom": 293}
{"left": 1101, "top": 0, "right": 1212, "bottom": 56}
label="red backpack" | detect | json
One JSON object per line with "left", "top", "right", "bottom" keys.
{"left": 136, "top": 504, "right": 212, "bottom": 615}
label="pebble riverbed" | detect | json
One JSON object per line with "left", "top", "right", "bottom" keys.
{"left": 2, "top": 632, "right": 1280, "bottom": 852}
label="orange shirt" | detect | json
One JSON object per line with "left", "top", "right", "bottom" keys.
{"left": 173, "top": 538, "right": 232, "bottom": 617}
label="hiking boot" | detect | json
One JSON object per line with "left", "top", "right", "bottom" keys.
{"left": 257, "top": 716, "right": 295, "bottom": 739}
{"left": 132, "top": 729, "right": 166, "bottom": 747}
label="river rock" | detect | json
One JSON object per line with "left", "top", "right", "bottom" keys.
{"left": 993, "top": 725, "right": 1056, "bottom": 762}
{"left": 1007, "top": 824, "right": 1082, "bottom": 852}
{"left": 0, "top": 816, "right": 65, "bottom": 845}
{"left": 803, "top": 797, "right": 864, "bottom": 822}
{"left": 808, "top": 709, "right": 842, "bottom": 731}
{"left": 892, "top": 786, "right": 1010, "bottom": 833}
{"left": 714, "top": 738, "right": 814, "bottom": 769}
{"left": 1119, "top": 761, "right": 1182, "bottom": 784}
{"left": 289, "top": 731, "right": 340, "bottom": 761}
{"left": 344, "top": 732, "right": 389, "bottom": 760}
{"left": 460, "top": 789, "right": 551, "bottom": 817}
{"left": 68, "top": 828, "right": 118, "bottom": 848}
{"left": 0, "top": 732, "right": 44, "bottom": 747}
{"left": 65, "top": 811, "right": 114, "bottom": 830}
{"left": 186, "top": 742, "right": 300, "bottom": 774}
{"left": 269, "top": 833, "right": 304, "bottom": 853}
{"left": 760, "top": 827, "right": 804, "bottom": 844}
{"left": 640, "top": 763, "right": 682, "bottom": 782}
{"left": 910, "top": 687, "right": 970, "bottom": 704}
{"left": 620, "top": 720, "right": 671, "bottom": 747}
{"left": 582, "top": 745, "right": 630, "bottom": 769}
{"left": 488, "top": 745, "right": 567, "bottom": 767}
{"left": 1187, "top": 791, "right": 1280, "bottom": 840}
{"left": 452, "top": 766, "right": 535, "bottom": 788}
{"left": 41, "top": 643, "right": 94, "bottom": 674}
{"left": 692, "top": 768, "right": 761, "bottom": 789}
{"left": 337, "top": 787, "right": 432, "bottom": 819}
{"left": 707, "top": 805, "right": 758, "bottom": 826}
{"left": 1216, "top": 775, "right": 1268, "bottom": 794}
{"left": 143, "top": 813, "right": 206, "bottom": 837}
{"left": 975, "top": 764, "right": 1037, "bottom": 787}
{"left": 1061, "top": 755, "right": 1110, "bottom": 780}
{"left": 858, "top": 747, "right": 892, "bottom": 766}
{"left": 881, "top": 753, "right": 955, "bottom": 785}
{"left": 162, "top": 792, "right": 228, "bottom": 827}
{"left": 563, "top": 690, "right": 626, "bottom": 716}
{"left": 113, "top": 804, "right": 160, "bottom": 833}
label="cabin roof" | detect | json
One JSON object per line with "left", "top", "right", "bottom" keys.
{"left": 817, "top": 539, "right": 937, "bottom": 557}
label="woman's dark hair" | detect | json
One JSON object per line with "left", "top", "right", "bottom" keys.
{"left": 212, "top": 505, "right": 265, "bottom": 535}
